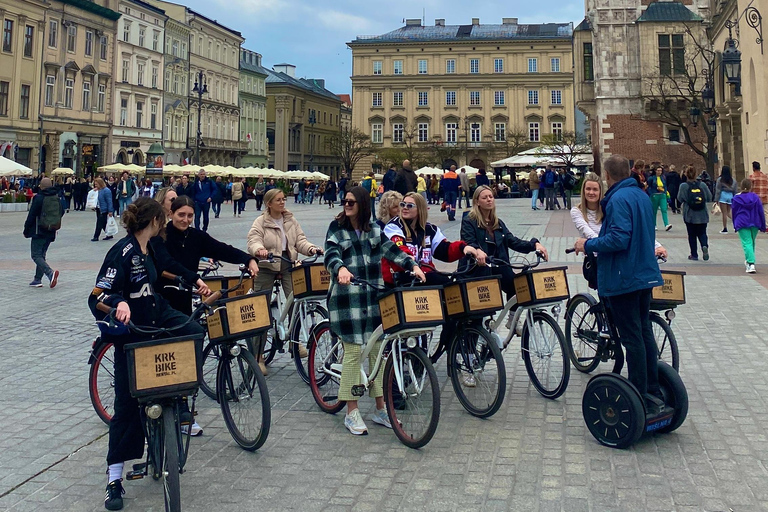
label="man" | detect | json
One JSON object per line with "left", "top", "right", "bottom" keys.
{"left": 117, "top": 171, "right": 136, "bottom": 215}
{"left": 750, "top": 161, "right": 768, "bottom": 217}
{"left": 175, "top": 174, "right": 194, "bottom": 199}
{"left": 23, "top": 178, "right": 61, "bottom": 288}
{"left": 383, "top": 164, "right": 397, "bottom": 192}
{"left": 665, "top": 165, "right": 682, "bottom": 214}
{"left": 192, "top": 169, "right": 216, "bottom": 231}
{"left": 458, "top": 167, "right": 471, "bottom": 208}
{"left": 529, "top": 168, "right": 540, "bottom": 210}
{"left": 542, "top": 165, "right": 557, "bottom": 210}
{"left": 560, "top": 168, "right": 577, "bottom": 209}
{"left": 212, "top": 176, "right": 225, "bottom": 218}
{"left": 574, "top": 155, "right": 665, "bottom": 415}
{"left": 338, "top": 173, "right": 348, "bottom": 203}
{"left": 394, "top": 159, "right": 417, "bottom": 195}
{"left": 441, "top": 165, "right": 460, "bottom": 221}
{"left": 361, "top": 171, "right": 377, "bottom": 221}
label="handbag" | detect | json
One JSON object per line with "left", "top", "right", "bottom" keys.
{"left": 711, "top": 203, "right": 722, "bottom": 216}
{"left": 105, "top": 215, "right": 119, "bottom": 236}
{"left": 583, "top": 252, "right": 598, "bottom": 290}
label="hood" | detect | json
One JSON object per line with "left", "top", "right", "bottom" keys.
{"left": 737, "top": 191, "right": 762, "bottom": 206}
{"left": 40, "top": 186, "right": 59, "bottom": 197}
{"left": 401, "top": 167, "right": 414, "bottom": 174}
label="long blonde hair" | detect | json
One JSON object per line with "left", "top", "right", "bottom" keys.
{"left": 577, "top": 172, "right": 604, "bottom": 224}
{"left": 403, "top": 192, "right": 427, "bottom": 232}
{"left": 468, "top": 185, "right": 499, "bottom": 231}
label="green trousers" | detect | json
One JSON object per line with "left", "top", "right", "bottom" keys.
{"left": 651, "top": 193, "right": 669, "bottom": 228}
{"left": 738, "top": 226, "right": 759, "bottom": 265}
{"left": 339, "top": 341, "right": 384, "bottom": 401}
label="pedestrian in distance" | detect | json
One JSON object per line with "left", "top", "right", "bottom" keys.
{"left": 383, "top": 164, "right": 397, "bottom": 192}
{"left": 324, "top": 178, "right": 337, "bottom": 208}
{"left": 23, "top": 177, "right": 62, "bottom": 288}
{"left": 192, "top": 169, "right": 216, "bottom": 232}
{"left": 91, "top": 178, "right": 115, "bottom": 242}
{"left": 677, "top": 165, "right": 713, "bottom": 261}
{"left": 750, "top": 161, "right": 768, "bottom": 218}
{"left": 394, "top": 159, "right": 417, "bottom": 195}
{"left": 231, "top": 177, "right": 245, "bottom": 217}
{"left": 117, "top": 172, "right": 136, "bottom": 215}
{"left": 529, "top": 168, "right": 540, "bottom": 210}
{"left": 441, "top": 166, "right": 460, "bottom": 221}
{"left": 361, "top": 171, "right": 378, "bottom": 221}
{"left": 458, "top": 167, "right": 472, "bottom": 208}
{"left": 731, "top": 178, "right": 766, "bottom": 273}
{"left": 212, "top": 176, "right": 225, "bottom": 218}
{"left": 542, "top": 166, "right": 558, "bottom": 210}
{"left": 476, "top": 168, "right": 490, "bottom": 189}
{"left": 175, "top": 174, "right": 194, "bottom": 200}
{"left": 138, "top": 179, "right": 154, "bottom": 199}
{"left": 254, "top": 177, "right": 266, "bottom": 211}
{"left": 560, "top": 168, "right": 577, "bottom": 209}
{"left": 417, "top": 173, "right": 428, "bottom": 202}
{"left": 714, "top": 165, "right": 738, "bottom": 233}
{"left": 648, "top": 165, "right": 673, "bottom": 231}
{"left": 666, "top": 165, "right": 682, "bottom": 214}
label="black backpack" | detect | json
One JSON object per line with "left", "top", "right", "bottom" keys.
{"left": 687, "top": 181, "right": 706, "bottom": 211}
{"left": 40, "top": 194, "right": 63, "bottom": 230}
{"left": 562, "top": 172, "right": 576, "bottom": 190}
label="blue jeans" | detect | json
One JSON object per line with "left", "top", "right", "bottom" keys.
{"left": 119, "top": 196, "right": 132, "bottom": 215}
{"left": 195, "top": 201, "right": 211, "bottom": 231}
{"left": 531, "top": 189, "right": 539, "bottom": 209}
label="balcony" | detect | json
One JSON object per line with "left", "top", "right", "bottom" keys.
{"left": 200, "top": 138, "right": 248, "bottom": 152}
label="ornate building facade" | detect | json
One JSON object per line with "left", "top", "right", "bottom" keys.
{"left": 239, "top": 48, "right": 268, "bottom": 167}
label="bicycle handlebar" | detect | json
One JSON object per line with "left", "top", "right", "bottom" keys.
{"left": 566, "top": 247, "right": 667, "bottom": 263}
{"left": 264, "top": 251, "right": 323, "bottom": 266}
{"left": 486, "top": 252, "right": 545, "bottom": 271}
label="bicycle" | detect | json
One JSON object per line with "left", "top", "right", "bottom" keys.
{"left": 308, "top": 274, "right": 441, "bottom": 449}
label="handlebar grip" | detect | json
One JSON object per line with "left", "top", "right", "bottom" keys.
{"left": 161, "top": 271, "right": 177, "bottom": 280}
{"left": 96, "top": 302, "right": 113, "bottom": 314}
{"left": 565, "top": 248, "right": 576, "bottom": 254}
{"left": 203, "top": 290, "right": 222, "bottom": 306}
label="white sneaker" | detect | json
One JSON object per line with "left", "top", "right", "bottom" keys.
{"left": 370, "top": 408, "right": 393, "bottom": 429}
{"left": 181, "top": 422, "right": 203, "bottom": 436}
{"left": 461, "top": 373, "right": 476, "bottom": 387}
{"left": 748, "top": 264, "right": 756, "bottom": 273}
{"left": 344, "top": 409, "right": 368, "bottom": 435}
{"left": 665, "top": 224, "right": 672, "bottom": 231}
{"left": 745, "top": 260, "right": 750, "bottom": 272}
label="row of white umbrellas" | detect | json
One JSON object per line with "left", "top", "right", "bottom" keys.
{"left": 490, "top": 146, "right": 594, "bottom": 168}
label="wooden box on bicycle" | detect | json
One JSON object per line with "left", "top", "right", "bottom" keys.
{"left": 379, "top": 285, "right": 445, "bottom": 335}
{"left": 444, "top": 276, "right": 504, "bottom": 318}
{"left": 202, "top": 276, "right": 255, "bottom": 298}
{"left": 291, "top": 263, "right": 331, "bottom": 299}
{"left": 124, "top": 334, "right": 205, "bottom": 401}
{"left": 513, "top": 267, "right": 570, "bottom": 307}
{"left": 206, "top": 289, "right": 273, "bottom": 343}
{"left": 651, "top": 270, "right": 686, "bottom": 308}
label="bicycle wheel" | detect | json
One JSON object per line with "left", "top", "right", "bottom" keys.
{"left": 308, "top": 322, "right": 345, "bottom": 414}
{"left": 89, "top": 340, "right": 115, "bottom": 425}
{"left": 448, "top": 326, "right": 506, "bottom": 418}
{"left": 217, "top": 347, "right": 271, "bottom": 451}
{"left": 199, "top": 339, "right": 221, "bottom": 400}
{"left": 521, "top": 312, "right": 570, "bottom": 399}
{"left": 146, "top": 417, "right": 163, "bottom": 481}
{"left": 384, "top": 347, "right": 440, "bottom": 449}
{"left": 564, "top": 294, "right": 602, "bottom": 373}
{"left": 162, "top": 410, "right": 181, "bottom": 512}
{"left": 291, "top": 303, "right": 328, "bottom": 385}
{"left": 262, "top": 305, "right": 280, "bottom": 365}
{"left": 649, "top": 313, "right": 680, "bottom": 371}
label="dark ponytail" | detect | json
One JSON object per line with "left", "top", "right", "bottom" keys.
{"left": 122, "top": 196, "right": 165, "bottom": 235}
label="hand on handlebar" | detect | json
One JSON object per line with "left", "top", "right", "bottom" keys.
{"left": 465, "top": 246, "right": 488, "bottom": 266}
{"left": 256, "top": 249, "right": 270, "bottom": 260}
{"left": 115, "top": 301, "right": 131, "bottom": 324}
{"left": 573, "top": 238, "right": 588, "bottom": 255}
{"left": 247, "top": 259, "right": 260, "bottom": 277}
{"left": 194, "top": 279, "right": 211, "bottom": 297}
{"left": 412, "top": 267, "right": 427, "bottom": 283}
{"left": 338, "top": 267, "right": 353, "bottom": 285}
{"left": 655, "top": 246, "right": 668, "bottom": 260}
{"left": 535, "top": 243, "right": 549, "bottom": 262}
{"left": 309, "top": 246, "right": 324, "bottom": 256}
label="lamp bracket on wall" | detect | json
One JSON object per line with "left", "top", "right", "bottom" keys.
{"left": 745, "top": 6, "right": 763, "bottom": 53}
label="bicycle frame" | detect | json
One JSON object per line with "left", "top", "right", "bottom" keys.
{"left": 272, "top": 281, "right": 326, "bottom": 346}
{"left": 488, "top": 296, "right": 562, "bottom": 348}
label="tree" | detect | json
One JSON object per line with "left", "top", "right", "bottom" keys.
{"left": 325, "top": 126, "right": 374, "bottom": 176}
{"left": 540, "top": 131, "right": 591, "bottom": 169}
{"left": 485, "top": 126, "right": 536, "bottom": 163}
{"left": 424, "top": 136, "right": 462, "bottom": 169}
{"left": 375, "top": 122, "right": 428, "bottom": 168}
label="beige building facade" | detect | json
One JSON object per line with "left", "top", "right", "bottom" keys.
{"left": 239, "top": 48, "right": 268, "bottom": 167}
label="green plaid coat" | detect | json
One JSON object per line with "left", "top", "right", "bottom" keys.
{"left": 324, "top": 220, "right": 416, "bottom": 345}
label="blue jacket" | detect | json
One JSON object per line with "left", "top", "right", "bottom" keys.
{"left": 193, "top": 177, "right": 217, "bottom": 203}
{"left": 647, "top": 175, "right": 668, "bottom": 196}
{"left": 584, "top": 177, "right": 662, "bottom": 297}
{"left": 97, "top": 187, "right": 113, "bottom": 213}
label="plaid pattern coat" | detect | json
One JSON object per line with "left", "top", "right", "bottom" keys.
{"left": 324, "top": 220, "right": 416, "bottom": 345}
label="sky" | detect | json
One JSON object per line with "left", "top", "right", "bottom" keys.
{"left": 186, "top": 0, "right": 585, "bottom": 96}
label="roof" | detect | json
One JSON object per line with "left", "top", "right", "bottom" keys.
{"left": 349, "top": 22, "right": 572, "bottom": 45}
{"left": 264, "top": 69, "right": 341, "bottom": 102}
{"left": 240, "top": 60, "right": 268, "bottom": 76}
{"left": 636, "top": 2, "right": 703, "bottom": 22}
{"left": 127, "top": 0, "right": 166, "bottom": 18}
{"left": 337, "top": 94, "right": 352, "bottom": 106}
{"left": 574, "top": 17, "right": 592, "bottom": 31}
{"left": 60, "top": 0, "right": 121, "bottom": 20}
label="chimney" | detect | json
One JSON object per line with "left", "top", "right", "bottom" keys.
{"left": 405, "top": 19, "right": 421, "bottom": 26}
{"left": 273, "top": 63, "right": 296, "bottom": 77}
{"left": 435, "top": 18, "right": 445, "bottom": 26}
{"left": 502, "top": 17, "right": 518, "bottom": 25}
{"left": 472, "top": 18, "right": 480, "bottom": 25}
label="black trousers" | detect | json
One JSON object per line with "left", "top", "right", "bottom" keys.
{"left": 106, "top": 307, "right": 204, "bottom": 466}
{"left": 255, "top": 194, "right": 264, "bottom": 210}
{"left": 685, "top": 222, "right": 708, "bottom": 258}
{"left": 93, "top": 209, "right": 108, "bottom": 239}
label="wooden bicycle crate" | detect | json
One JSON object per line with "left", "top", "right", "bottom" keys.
{"left": 291, "top": 263, "right": 331, "bottom": 299}
{"left": 125, "top": 335, "right": 205, "bottom": 400}
{"left": 202, "top": 275, "right": 255, "bottom": 298}
{"left": 379, "top": 286, "right": 445, "bottom": 335}
{"left": 513, "top": 267, "right": 570, "bottom": 307}
{"left": 651, "top": 270, "right": 686, "bottom": 307}
{"left": 444, "top": 276, "right": 504, "bottom": 318}
{"left": 206, "top": 289, "right": 272, "bottom": 343}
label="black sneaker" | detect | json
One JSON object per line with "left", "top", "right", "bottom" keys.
{"left": 104, "top": 480, "right": 125, "bottom": 510}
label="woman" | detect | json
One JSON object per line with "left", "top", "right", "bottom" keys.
{"left": 323, "top": 178, "right": 337, "bottom": 208}
{"left": 461, "top": 185, "right": 549, "bottom": 299}
{"left": 666, "top": 165, "right": 682, "bottom": 214}
{"left": 376, "top": 190, "right": 403, "bottom": 229}
{"left": 324, "top": 186, "right": 426, "bottom": 436}
{"left": 91, "top": 178, "right": 114, "bottom": 242}
{"left": 254, "top": 177, "right": 266, "bottom": 211}
{"left": 154, "top": 187, "right": 177, "bottom": 218}
{"left": 63, "top": 177, "right": 73, "bottom": 212}
{"left": 631, "top": 159, "right": 649, "bottom": 192}
{"left": 317, "top": 180, "right": 327, "bottom": 207}
{"left": 476, "top": 168, "right": 490, "bottom": 188}
{"left": 246, "top": 188, "right": 323, "bottom": 374}
{"left": 232, "top": 177, "right": 245, "bottom": 217}
{"left": 714, "top": 165, "right": 738, "bottom": 233}
{"left": 88, "top": 198, "right": 205, "bottom": 511}
{"left": 416, "top": 173, "right": 427, "bottom": 201}
{"left": 732, "top": 178, "right": 766, "bottom": 273}
{"left": 648, "top": 165, "right": 672, "bottom": 231}
{"left": 678, "top": 165, "right": 713, "bottom": 261}
{"left": 138, "top": 179, "right": 154, "bottom": 198}
{"left": 429, "top": 174, "right": 440, "bottom": 204}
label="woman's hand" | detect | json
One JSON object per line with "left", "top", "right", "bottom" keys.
{"left": 194, "top": 279, "right": 211, "bottom": 296}
{"left": 115, "top": 301, "right": 131, "bottom": 324}
{"left": 535, "top": 243, "right": 549, "bottom": 261}
{"left": 412, "top": 266, "right": 427, "bottom": 282}
{"left": 338, "top": 267, "right": 353, "bottom": 285}
{"left": 256, "top": 249, "right": 269, "bottom": 260}
{"left": 573, "top": 238, "right": 587, "bottom": 256}
{"left": 248, "top": 259, "right": 260, "bottom": 277}
{"left": 465, "top": 246, "right": 488, "bottom": 266}
{"left": 310, "top": 246, "right": 324, "bottom": 255}
{"left": 655, "top": 246, "right": 668, "bottom": 259}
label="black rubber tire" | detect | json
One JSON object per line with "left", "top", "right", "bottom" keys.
{"left": 384, "top": 347, "right": 440, "bottom": 449}
{"left": 262, "top": 305, "right": 280, "bottom": 365}
{"left": 89, "top": 340, "right": 115, "bottom": 425}
{"left": 448, "top": 326, "right": 507, "bottom": 418}
{"left": 199, "top": 340, "right": 221, "bottom": 400}
{"left": 521, "top": 312, "right": 570, "bottom": 399}
{"left": 162, "top": 410, "right": 181, "bottom": 512}
{"left": 292, "top": 304, "right": 328, "bottom": 385}
{"left": 655, "top": 361, "right": 688, "bottom": 434}
{"left": 564, "top": 294, "right": 603, "bottom": 373}
{"left": 307, "top": 322, "right": 345, "bottom": 414}
{"left": 217, "top": 348, "right": 271, "bottom": 451}
{"left": 582, "top": 373, "right": 645, "bottom": 449}
{"left": 650, "top": 313, "right": 680, "bottom": 371}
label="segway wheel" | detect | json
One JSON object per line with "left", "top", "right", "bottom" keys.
{"left": 583, "top": 374, "right": 645, "bottom": 449}
{"left": 654, "top": 361, "right": 688, "bottom": 434}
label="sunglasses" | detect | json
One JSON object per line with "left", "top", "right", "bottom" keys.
{"left": 342, "top": 199, "right": 357, "bottom": 206}
{"left": 399, "top": 202, "right": 417, "bottom": 209}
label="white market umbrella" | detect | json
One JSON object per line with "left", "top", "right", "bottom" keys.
{"left": 415, "top": 166, "right": 443, "bottom": 176}
{"left": 0, "top": 155, "right": 33, "bottom": 176}
{"left": 51, "top": 167, "right": 75, "bottom": 176}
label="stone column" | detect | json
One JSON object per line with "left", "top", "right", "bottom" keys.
{"left": 274, "top": 95, "right": 291, "bottom": 171}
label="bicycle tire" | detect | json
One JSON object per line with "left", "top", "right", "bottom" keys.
{"left": 162, "top": 410, "right": 181, "bottom": 512}
{"left": 217, "top": 348, "right": 271, "bottom": 451}
{"left": 89, "top": 340, "right": 115, "bottom": 425}
{"left": 262, "top": 304, "right": 281, "bottom": 365}
{"left": 448, "top": 325, "right": 506, "bottom": 418}
{"left": 308, "top": 322, "right": 345, "bottom": 414}
{"left": 291, "top": 304, "right": 328, "bottom": 385}
{"left": 521, "top": 311, "right": 570, "bottom": 399}
{"left": 384, "top": 347, "right": 440, "bottom": 449}
{"left": 199, "top": 339, "right": 221, "bottom": 400}
{"left": 564, "top": 294, "right": 602, "bottom": 373}
{"left": 649, "top": 313, "right": 680, "bottom": 371}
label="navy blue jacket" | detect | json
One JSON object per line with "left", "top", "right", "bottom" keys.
{"left": 383, "top": 169, "right": 397, "bottom": 192}
{"left": 193, "top": 177, "right": 217, "bottom": 203}
{"left": 584, "top": 177, "right": 663, "bottom": 297}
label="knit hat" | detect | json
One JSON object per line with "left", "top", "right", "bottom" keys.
{"left": 40, "top": 178, "right": 53, "bottom": 189}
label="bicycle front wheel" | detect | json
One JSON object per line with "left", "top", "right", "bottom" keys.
{"left": 89, "top": 340, "right": 115, "bottom": 425}
{"left": 217, "top": 347, "right": 271, "bottom": 451}
{"left": 521, "top": 312, "right": 570, "bottom": 399}
{"left": 307, "top": 322, "right": 345, "bottom": 414}
{"left": 384, "top": 347, "right": 440, "bottom": 449}
{"left": 199, "top": 339, "right": 221, "bottom": 400}
{"left": 448, "top": 326, "right": 506, "bottom": 418}
{"left": 650, "top": 313, "right": 679, "bottom": 371}
{"left": 262, "top": 304, "right": 281, "bottom": 365}
{"left": 564, "top": 294, "right": 602, "bottom": 373}
{"left": 292, "top": 303, "right": 328, "bottom": 385}
{"left": 162, "top": 410, "right": 181, "bottom": 512}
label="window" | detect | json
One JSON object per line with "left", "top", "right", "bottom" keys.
{"left": 137, "top": 62, "right": 144, "bottom": 86}
{"left": 418, "top": 59, "right": 427, "bottom": 74}
{"left": 446, "top": 123, "right": 457, "bottom": 143}
{"left": 528, "top": 90, "right": 539, "bottom": 105}
{"left": 24, "top": 26, "right": 34, "bottom": 57}
{"left": 81, "top": 80, "right": 91, "bottom": 111}
{"left": 418, "top": 123, "right": 429, "bottom": 142}
{"left": 659, "top": 34, "right": 685, "bottom": 76}
{"left": 136, "top": 101, "right": 143, "bottom": 127}
{"left": 19, "top": 84, "right": 30, "bottom": 118}
{"left": 446, "top": 90, "right": 456, "bottom": 106}
{"left": 151, "top": 103, "right": 157, "bottom": 128}
{"left": 470, "top": 58, "right": 479, "bottom": 74}
{"left": 100, "top": 36, "right": 108, "bottom": 60}
{"left": 392, "top": 123, "right": 403, "bottom": 143}
{"left": 469, "top": 91, "right": 480, "bottom": 106}
{"left": 372, "top": 123, "right": 383, "bottom": 143}
{"left": 494, "top": 58, "right": 504, "bottom": 73}
{"left": 152, "top": 31, "right": 159, "bottom": 51}
{"left": 551, "top": 57, "right": 560, "bottom": 72}
{"left": 123, "top": 22, "right": 130, "bottom": 42}
{"left": 67, "top": 25, "right": 76, "bottom": 52}
{"left": 373, "top": 60, "right": 382, "bottom": 75}
{"left": 551, "top": 90, "right": 562, "bottom": 105}
{"left": 393, "top": 60, "right": 403, "bottom": 75}
{"left": 418, "top": 91, "right": 428, "bottom": 107}
{"left": 98, "top": 83, "right": 105, "bottom": 112}
{"left": 64, "top": 78, "right": 73, "bottom": 108}
{"left": 551, "top": 122, "right": 563, "bottom": 140}
{"left": 445, "top": 59, "right": 456, "bottom": 74}
{"left": 0, "top": 81, "right": 7, "bottom": 115}
{"left": 122, "top": 59, "right": 129, "bottom": 82}
{"left": 138, "top": 27, "right": 145, "bottom": 47}
{"left": 393, "top": 91, "right": 403, "bottom": 107}
{"left": 372, "top": 92, "right": 382, "bottom": 107}
{"left": 3, "top": 20, "right": 13, "bottom": 53}
{"left": 151, "top": 65, "right": 158, "bottom": 88}
{"left": 120, "top": 98, "right": 127, "bottom": 125}
{"left": 83, "top": 30, "right": 92, "bottom": 56}
{"left": 45, "top": 75, "right": 55, "bottom": 106}
{"left": 470, "top": 122, "right": 481, "bottom": 143}
{"left": 495, "top": 123, "right": 506, "bottom": 142}
{"left": 668, "top": 128, "right": 681, "bottom": 143}
{"left": 164, "top": 70, "right": 170, "bottom": 92}
{"left": 583, "top": 42, "right": 593, "bottom": 81}
{"left": 172, "top": 40, "right": 178, "bottom": 57}
{"left": 494, "top": 90, "right": 505, "bottom": 106}
{"left": 182, "top": 43, "right": 187, "bottom": 59}
{"left": 528, "top": 122, "right": 540, "bottom": 142}
{"left": 48, "top": 20, "right": 58, "bottom": 48}
{"left": 528, "top": 58, "right": 538, "bottom": 73}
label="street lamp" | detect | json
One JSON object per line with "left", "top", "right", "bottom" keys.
{"left": 701, "top": 83, "right": 715, "bottom": 113}
{"left": 191, "top": 71, "right": 208, "bottom": 165}
{"left": 722, "top": 39, "right": 742, "bottom": 85}
{"left": 689, "top": 106, "right": 701, "bottom": 127}
{"left": 707, "top": 117, "right": 717, "bottom": 135}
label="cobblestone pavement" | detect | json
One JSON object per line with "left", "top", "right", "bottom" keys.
{"left": 1, "top": 198, "right": 767, "bottom": 511}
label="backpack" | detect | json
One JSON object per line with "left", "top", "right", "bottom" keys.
{"left": 544, "top": 171, "right": 556, "bottom": 187}
{"left": 687, "top": 181, "right": 706, "bottom": 211}
{"left": 562, "top": 172, "right": 576, "bottom": 190}
{"left": 40, "top": 194, "right": 63, "bottom": 230}
{"left": 362, "top": 177, "right": 372, "bottom": 193}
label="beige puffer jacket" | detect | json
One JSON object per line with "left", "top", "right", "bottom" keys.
{"left": 232, "top": 181, "right": 244, "bottom": 200}
{"left": 246, "top": 210, "right": 319, "bottom": 271}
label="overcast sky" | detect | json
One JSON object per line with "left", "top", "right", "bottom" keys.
{"left": 187, "top": 0, "right": 585, "bottom": 95}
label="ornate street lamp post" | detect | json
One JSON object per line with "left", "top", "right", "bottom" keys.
{"left": 191, "top": 71, "right": 208, "bottom": 165}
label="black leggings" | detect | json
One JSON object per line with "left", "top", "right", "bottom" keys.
{"left": 93, "top": 209, "right": 108, "bottom": 239}
{"left": 685, "top": 222, "right": 708, "bottom": 258}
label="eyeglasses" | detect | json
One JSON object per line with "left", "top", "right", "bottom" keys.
{"left": 399, "top": 202, "right": 417, "bottom": 209}
{"left": 342, "top": 199, "right": 357, "bottom": 206}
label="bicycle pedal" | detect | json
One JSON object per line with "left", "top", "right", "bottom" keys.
{"left": 278, "top": 348, "right": 286, "bottom": 354}
{"left": 351, "top": 385, "right": 365, "bottom": 397}
{"left": 126, "top": 470, "right": 144, "bottom": 481}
